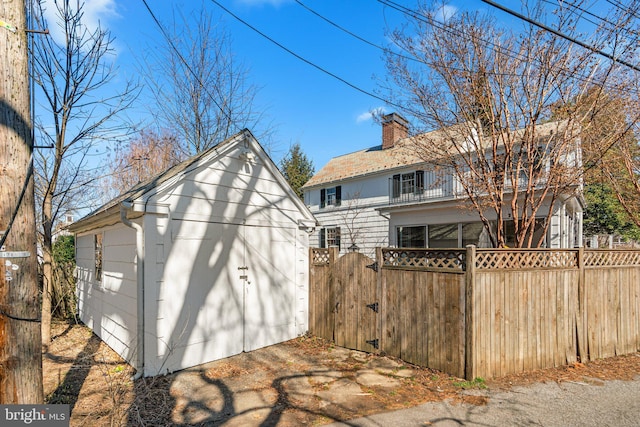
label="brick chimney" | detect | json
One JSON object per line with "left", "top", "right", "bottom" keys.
{"left": 382, "top": 113, "right": 408, "bottom": 149}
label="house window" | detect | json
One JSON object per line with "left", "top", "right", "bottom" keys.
{"left": 319, "top": 227, "right": 341, "bottom": 250}
{"left": 428, "top": 224, "right": 458, "bottom": 248}
{"left": 320, "top": 185, "right": 341, "bottom": 208}
{"left": 462, "top": 222, "right": 486, "bottom": 247}
{"left": 392, "top": 171, "right": 424, "bottom": 198}
{"left": 504, "top": 219, "right": 547, "bottom": 248}
{"left": 397, "top": 226, "right": 426, "bottom": 248}
{"left": 94, "top": 233, "right": 103, "bottom": 282}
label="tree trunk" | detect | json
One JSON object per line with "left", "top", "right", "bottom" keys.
{"left": 0, "top": 0, "right": 44, "bottom": 403}
{"left": 41, "top": 196, "right": 53, "bottom": 347}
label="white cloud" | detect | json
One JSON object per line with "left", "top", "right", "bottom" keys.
{"left": 41, "top": 0, "right": 119, "bottom": 46}
{"left": 356, "top": 107, "right": 386, "bottom": 124}
{"left": 435, "top": 5, "right": 457, "bottom": 22}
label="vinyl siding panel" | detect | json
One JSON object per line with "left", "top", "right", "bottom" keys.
{"left": 75, "top": 224, "right": 138, "bottom": 365}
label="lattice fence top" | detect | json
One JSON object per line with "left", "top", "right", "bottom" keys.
{"left": 312, "top": 247, "right": 640, "bottom": 270}
{"left": 584, "top": 250, "right": 640, "bottom": 267}
{"left": 381, "top": 248, "right": 466, "bottom": 271}
{"left": 475, "top": 250, "right": 577, "bottom": 270}
{"left": 311, "top": 248, "right": 330, "bottom": 265}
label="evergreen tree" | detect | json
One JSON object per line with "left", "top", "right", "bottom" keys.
{"left": 280, "top": 143, "right": 314, "bottom": 200}
{"left": 584, "top": 184, "right": 640, "bottom": 242}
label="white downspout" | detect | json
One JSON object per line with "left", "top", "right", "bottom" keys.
{"left": 121, "top": 201, "right": 145, "bottom": 380}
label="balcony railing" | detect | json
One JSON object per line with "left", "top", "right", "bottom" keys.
{"left": 388, "top": 174, "right": 553, "bottom": 206}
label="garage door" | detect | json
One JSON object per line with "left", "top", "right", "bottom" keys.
{"left": 242, "top": 224, "right": 296, "bottom": 351}
{"left": 158, "top": 219, "right": 297, "bottom": 372}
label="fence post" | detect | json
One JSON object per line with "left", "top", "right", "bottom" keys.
{"left": 576, "top": 246, "right": 587, "bottom": 362}
{"left": 376, "top": 247, "right": 385, "bottom": 355}
{"left": 329, "top": 246, "right": 338, "bottom": 265}
{"left": 465, "top": 245, "right": 476, "bottom": 380}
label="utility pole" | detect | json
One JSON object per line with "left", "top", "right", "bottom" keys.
{"left": 0, "top": 0, "right": 44, "bottom": 403}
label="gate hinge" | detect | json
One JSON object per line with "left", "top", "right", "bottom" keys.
{"left": 366, "top": 339, "right": 379, "bottom": 349}
{"left": 366, "top": 261, "right": 378, "bottom": 272}
{"left": 366, "top": 302, "right": 379, "bottom": 313}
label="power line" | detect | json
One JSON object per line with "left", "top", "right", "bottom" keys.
{"left": 481, "top": 0, "right": 640, "bottom": 72}
{"left": 140, "top": 0, "right": 241, "bottom": 139}
{"left": 545, "top": 0, "right": 640, "bottom": 58}
{"left": 294, "top": 0, "right": 419, "bottom": 65}
{"left": 605, "top": 0, "right": 640, "bottom": 20}
{"left": 207, "top": 0, "right": 406, "bottom": 111}
{"left": 295, "top": 0, "right": 525, "bottom": 79}
{"left": 377, "top": 0, "right": 639, "bottom": 93}
{"left": 544, "top": 0, "right": 640, "bottom": 38}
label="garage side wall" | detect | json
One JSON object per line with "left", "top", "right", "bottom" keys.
{"left": 76, "top": 223, "right": 138, "bottom": 365}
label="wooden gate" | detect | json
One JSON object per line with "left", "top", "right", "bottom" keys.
{"left": 309, "top": 249, "right": 380, "bottom": 353}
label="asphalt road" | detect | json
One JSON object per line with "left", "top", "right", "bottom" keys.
{"left": 328, "top": 377, "right": 640, "bottom": 427}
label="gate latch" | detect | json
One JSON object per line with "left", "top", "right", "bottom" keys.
{"left": 366, "top": 302, "right": 379, "bottom": 313}
{"left": 366, "top": 339, "right": 379, "bottom": 349}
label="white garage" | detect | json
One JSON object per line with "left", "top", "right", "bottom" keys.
{"left": 70, "top": 130, "right": 316, "bottom": 377}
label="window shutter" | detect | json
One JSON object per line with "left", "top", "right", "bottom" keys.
{"left": 335, "top": 186, "right": 342, "bottom": 206}
{"left": 319, "top": 228, "right": 326, "bottom": 248}
{"left": 320, "top": 189, "right": 326, "bottom": 208}
{"left": 416, "top": 170, "right": 425, "bottom": 194}
{"left": 392, "top": 174, "right": 401, "bottom": 198}
{"left": 336, "top": 227, "right": 341, "bottom": 251}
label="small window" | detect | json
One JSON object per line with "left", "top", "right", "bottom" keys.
{"left": 392, "top": 171, "right": 424, "bottom": 198}
{"left": 326, "top": 187, "right": 336, "bottom": 206}
{"left": 401, "top": 173, "right": 415, "bottom": 194}
{"left": 319, "top": 227, "right": 341, "bottom": 250}
{"left": 94, "top": 234, "right": 103, "bottom": 282}
{"left": 320, "top": 186, "right": 341, "bottom": 208}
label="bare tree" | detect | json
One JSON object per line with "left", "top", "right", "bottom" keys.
{"left": 336, "top": 191, "right": 365, "bottom": 251}
{"left": 31, "top": 0, "right": 138, "bottom": 346}
{"left": 142, "top": 3, "right": 272, "bottom": 156}
{"left": 104, "top": 129, "right": 184, "bottom": 199}
{"left": 382, "top": 1, "right": 640, "bottom": 247}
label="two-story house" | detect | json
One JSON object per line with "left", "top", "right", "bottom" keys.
{"left": 302, "top": 113, "right": 583, "bottom": 257}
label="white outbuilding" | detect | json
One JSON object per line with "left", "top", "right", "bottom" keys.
{"left": 69, "top": 130, "right": 316, "bottom": 377}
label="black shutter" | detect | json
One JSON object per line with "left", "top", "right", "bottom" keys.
{"left": 320, "top": 189, "right": 326, "bottom": 208}
{"left": 319, "top": 228, "right": 326, "bottom": 248}
{"left": 392, "top": 174, "right": 401, "bottom": 198}
{"left": 335, "top": 186, "right": 342, "bottom": 206}
{"left": 336, "top": 227, "right": 341, "bottom": 251}
{"left": 416, "top": 170, "right": 424, "bottom": 194}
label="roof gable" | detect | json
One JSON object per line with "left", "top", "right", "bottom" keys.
{"left": 70, "top": 130, "right": 315, "bottom": 231}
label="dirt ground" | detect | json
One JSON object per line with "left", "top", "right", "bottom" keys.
{"left": 43, "top": 320, "right": 640, "bottom": 426}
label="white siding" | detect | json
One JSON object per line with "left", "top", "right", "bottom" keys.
{"left": 307, "top": 174, "right": 390, "bottom": 257}
{"left": 76, "top": 224, "right": 138, "bottom": 365}
{"left": 305, "top": 163, "right": 580, "bottom": 251}
{"left": 142, "top": 144, "right": 309, "bottom": 375}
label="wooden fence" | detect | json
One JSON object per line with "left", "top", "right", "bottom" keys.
{"left": 309, "top": 247, "right": 640, "bottom": 380}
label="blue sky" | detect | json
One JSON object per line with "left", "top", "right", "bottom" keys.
{"left": 40, "top": 0, "right": 527, "bottom": 170}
